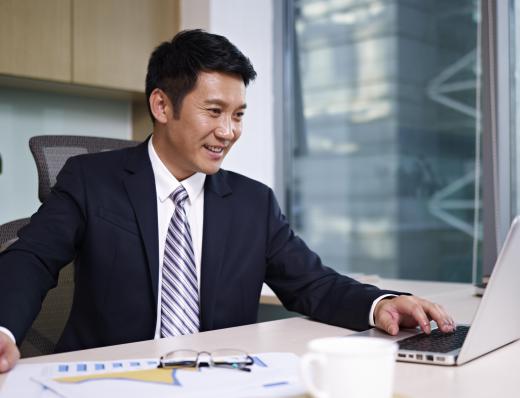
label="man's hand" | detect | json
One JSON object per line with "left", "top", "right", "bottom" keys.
{"left": 374, "top": 295, "right": 456, "bottom": 335}
{"left": 0, "top": 332, "right": 19, "bottom": 373}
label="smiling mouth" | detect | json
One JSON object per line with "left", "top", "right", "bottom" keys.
{"left": 203, "top": 144, "right": 225, "bottom": 154}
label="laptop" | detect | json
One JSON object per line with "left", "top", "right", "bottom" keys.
{"left": 357, "top": 215, "right": 520, "bottom": 366}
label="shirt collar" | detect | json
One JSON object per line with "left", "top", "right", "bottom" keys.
{"left": 148, "top": 137, "right": 206, "bottom": 204}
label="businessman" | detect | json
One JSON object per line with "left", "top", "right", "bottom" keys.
{"left": 0, "top": 29, "right": 455, "bottom": 372}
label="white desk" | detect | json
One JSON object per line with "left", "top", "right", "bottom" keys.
{"left": 1, "top": 279, "right": 516, "bottom": 397}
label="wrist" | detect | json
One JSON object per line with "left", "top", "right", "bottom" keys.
{"left": 369, "top": 294, "right": 397, "bottom": 327}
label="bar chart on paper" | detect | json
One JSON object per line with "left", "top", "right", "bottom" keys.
{"left": 1, "top": 353, "right": 305, "bottom": 398}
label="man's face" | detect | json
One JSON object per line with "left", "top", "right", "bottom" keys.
{"left": 153, "top": 71, "right": 246, "bottom": 180}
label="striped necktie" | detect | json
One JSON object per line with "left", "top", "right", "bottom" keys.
{"left": 160, "top": 185, "right": 200, "bottom": 337}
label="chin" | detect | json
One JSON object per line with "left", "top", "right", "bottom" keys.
{"left": 200, "top": 163, "right": 222, "bottom": 175}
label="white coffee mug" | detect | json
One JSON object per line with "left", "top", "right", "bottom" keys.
{"left": 300, "top": 336, "right": 397, "bottom": 398}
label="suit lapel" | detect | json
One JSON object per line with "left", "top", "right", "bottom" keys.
{"left": 199, "top": 171, "right": 232, "bottom": 331}
{"left": 123, "top": 139, "right": 160, "bottom": 304}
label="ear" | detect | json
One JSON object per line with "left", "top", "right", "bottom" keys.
{"left": 149, "top": 89, "right": 172, "bottom": 124}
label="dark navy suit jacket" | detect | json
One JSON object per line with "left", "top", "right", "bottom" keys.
{"left": 0, "top": 139, "right": 399, "bottom": 352}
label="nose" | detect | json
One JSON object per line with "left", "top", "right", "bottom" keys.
{"left": 215, "top": 117, "right": 235, "bottom": 140}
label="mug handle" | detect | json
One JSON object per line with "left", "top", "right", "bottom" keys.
{"left": 300, "top": 353, "right": 328, "bottom": 398}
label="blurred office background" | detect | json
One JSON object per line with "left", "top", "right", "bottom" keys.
{"left": 0, "top": 0, "right": 517, "bottom": 286}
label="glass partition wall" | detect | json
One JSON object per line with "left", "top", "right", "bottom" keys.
{"left": 284, "top": 0, "right": 482, "bottom": 282}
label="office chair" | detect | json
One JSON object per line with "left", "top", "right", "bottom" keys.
{"left": 0, "top": 135, "right": 138, "bottom": 357}
{"left": 29, "top": 135, "right": 139, "bottom": 203}
{"left": 0, "top": 217, "right": 74, "bottom": 357}
{"left": 0, "top": 218, "right": 30, "bottom": 252}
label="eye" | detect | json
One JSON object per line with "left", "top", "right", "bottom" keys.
{"left": 208, "top": 108, "right": 222, "bottom": 116}
{"left": 234, "top": 111, "right": 245, "bottom": 120}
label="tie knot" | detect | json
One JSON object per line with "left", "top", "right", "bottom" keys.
{"left": 171, "top": 185, "right": 188, "bottom": 207}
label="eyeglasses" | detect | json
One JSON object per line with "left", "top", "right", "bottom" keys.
{"left": 158, "top": 349, "right": 254, "bottom": 372}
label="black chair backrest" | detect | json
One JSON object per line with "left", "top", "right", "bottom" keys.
{"left": 0, "top": 218, "right": 30, "bottom": 251}
{"left": 29, "top": 135, "right": 138, "bottom": 203}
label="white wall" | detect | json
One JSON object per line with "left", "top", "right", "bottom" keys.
{"left": 0, "top": 87, "right": 131, "bottom": 224}
{"left": 181, "top": 0, "right": 275, "bottom": 189}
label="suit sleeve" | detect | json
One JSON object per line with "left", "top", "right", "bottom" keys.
{"left": 0, "top": 157, "right": 86, "bottom": 343}
{"left": 263, "top": 188, "right": 404, "bottom": 331}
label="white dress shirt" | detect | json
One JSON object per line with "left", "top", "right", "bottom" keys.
{"left": 148, "top": 138, "right": 206, "bottom": 339}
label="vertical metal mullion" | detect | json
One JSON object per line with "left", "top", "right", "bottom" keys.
{"left": 282, "top": 0, "right": 296, "bottom": 220}
{"left": 273, "top": 0, "right": 287, "bottom": 211}
{"left": 481, "top": 0, "right": 498, "bottom": 278}
{"left": 496, "top": 0, "right": 513, "bottom": 249}
{"left": 481, "top": 0, "right": 514, "bottom": 278}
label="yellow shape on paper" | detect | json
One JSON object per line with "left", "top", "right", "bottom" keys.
{"left": 54, "top": 368, "right": 192, "bottom": 385}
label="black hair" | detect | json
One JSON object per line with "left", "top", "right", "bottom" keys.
{"left": 145, "top": 29, "right": 257, "bottom": 121}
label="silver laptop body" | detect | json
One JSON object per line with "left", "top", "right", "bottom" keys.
{"left": 358, "top": 215, "right": 520, "bottom": 366}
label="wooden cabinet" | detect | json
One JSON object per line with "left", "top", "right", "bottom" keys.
{"left": 73, "top": 0, "right": 178, "bottom": 92}
{"left": 0, "top": 0, "right": 178, "bottom": 93}
{"left": 0, "top": 0, "right": 72, "bottom": 82}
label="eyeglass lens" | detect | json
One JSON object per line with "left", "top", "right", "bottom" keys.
{"left": 160, "top": 349, "right": 252, "bottom": 369}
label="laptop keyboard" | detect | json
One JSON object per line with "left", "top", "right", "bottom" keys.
{"left": 398, "top": 325, "right": 470, "bottom": 353}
